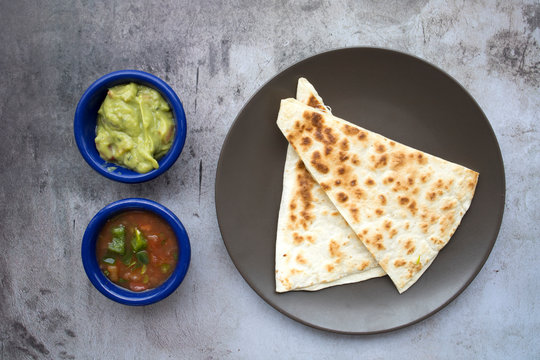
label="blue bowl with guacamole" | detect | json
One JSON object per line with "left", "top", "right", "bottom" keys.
{"left": 74, "top": 70, "right": 186, "bottom": 183}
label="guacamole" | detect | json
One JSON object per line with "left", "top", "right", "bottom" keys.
{"left": 95, "top": 83, "right": 175, "bottom": 173}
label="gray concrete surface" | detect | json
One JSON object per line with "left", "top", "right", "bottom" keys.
{"left": 1, "top": 0, "right": 539, "bottom": 359}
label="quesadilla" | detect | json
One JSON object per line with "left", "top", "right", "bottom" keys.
{"left": 276, "top": 97, "right": 479, "bottom": 293}
{"left": 275, "top": 79, "right": 385, "bottom": 292}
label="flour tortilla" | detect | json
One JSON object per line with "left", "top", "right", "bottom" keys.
{"left": 275, "top": 79, "right": 385, "bottom": 293}
{"left": 277, "top": 98, "right": 479, "bottom": 293}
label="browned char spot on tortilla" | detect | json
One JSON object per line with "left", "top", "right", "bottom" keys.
{"left": 370, "top": 233, "right": 385, "bottom": 250}
{"left": 329, "top": 240, "right": 342, "bottom": 258}
{"left": 399, "top": 196, "right": 410, "bottom": 205}
{"left": 468, "top": 172, "right": 479, "bottom": 190}
{"left": 301, "top": 136, "right": 312, "bottom": 147}
{"left": 343, "top": 124, "right": 359, "bottom": 135}
{"left": 375, "top": 142, "right": 386, "bottom": 153}
{"left": 310, "top": 150, "right": 329, "bottom": 174}
{"left": 441, "top": 200, "right": 456, "bottom": 211}
{"left": 323, "top": 127, "right": 337, "bottom": 145}
{"left": 303, "top": 110, "right": 322, "bottom": 127}
{"left": 350, "top": 207, "right": 359, "bottom": 221}
{"left": 404, "top": 239, "right": 415, "bottom": 255}
{"left": 337, "top": 192, "right": 348, "bottom": 203}
{"left": 439, "top": 213, "right": 455, "bottom": 235}
{"left": 357, "top": 261, "right": 370, "bottom": 271}
{"left": 292, "top": 232, "right": 304, "bottom": 245}
{"left": 354, "top": 188, "right": 365, "bottom": 199}
{"left": 307, "top": 95, "right": 326, "bottom": 111}
{"left": 358, "top": 131, "right": 368, "bottom": 141}
{"left": 390, "top": 151, "right": 407, "bottom": 171}
{"left": 291, "top": 163, "right": 316, "bottom": 229}
{"left": 408, "top": 200, "right": 418, "bottom": 215}
{"left": 302, "top": 110, "right": 339, "bottom": 146}
{"left": 371, "top": 154, "right": 388, "bottom": 169}
{"left": 296, "top": 253, "right": 307, "bottom": 264}
{"left": 339, "top": 151, "right": 349, "bottom": 162}
{"left": 339, "top": 138, "right": 349, "bottom": 151}
{"left": 407, "top": 261, "right": 423, "bottom": 278}
{"left": 394, "top": 259, "right": 406, "bottom": 267}
{"left": 416, "top": 152, "right": 427, "bottom": 164}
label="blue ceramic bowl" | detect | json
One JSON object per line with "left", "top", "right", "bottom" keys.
{"left": 82, "top": 198, "right": 191, "bottom": 305}
{"left": 74, "top": 70, "right": 186, "bottom": 183}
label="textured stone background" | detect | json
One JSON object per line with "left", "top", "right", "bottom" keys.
{"left": 1, "top": 0, "right": 539, "bottom": 359}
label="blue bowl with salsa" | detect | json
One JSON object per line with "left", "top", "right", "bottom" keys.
{"left": 74, "top": 70, "right": 187, "bottom": 183}
{"left": 82, "top": 198, "right": 191, "bottom": 305}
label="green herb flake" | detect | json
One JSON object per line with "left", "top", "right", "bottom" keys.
{"left": 108, "top": 225, "right": 126, "bottom": 254}
{"left": 136, "top": 250, "right": 149, "bottom": 265}
{"left": 131, "top": 228, "right": 148, "bottom": 252}
{"left": 121, "top": 251, "right": 132, "bottom": 265}
{"left": 102, "top": 257, "right": 116, "bottom": 265}
{"left": 111, "top": 225, "right": 125, "bottom": 238}
{"left": 108, "top": 236, "right": 125, "bottom": 255}
{"left": 160, "top": 263, "right": 171, "bottom": 274}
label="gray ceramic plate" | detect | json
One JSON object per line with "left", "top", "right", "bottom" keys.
{"left": 215, "top": 48, "right": 505, "bottom": 334}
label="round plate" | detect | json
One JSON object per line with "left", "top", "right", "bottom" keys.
{"left": 215, "top": 48, "right": 505, "bottom": 334}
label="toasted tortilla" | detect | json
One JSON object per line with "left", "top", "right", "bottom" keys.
{"left": 277, "top": 98, "right": 479, "bottom": 293}
{"left": 275, "top": 79, "right": 385, "bottom": 292}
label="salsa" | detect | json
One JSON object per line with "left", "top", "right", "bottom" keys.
{"left": 95, "top": 83, "right": 176, "bottom": 173}
{"left": 96, "top": 210, "right": 178, "bottom": 292}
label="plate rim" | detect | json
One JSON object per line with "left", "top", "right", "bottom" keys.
{"left": 215, "top": 46, "right": 506, "bottom": 335}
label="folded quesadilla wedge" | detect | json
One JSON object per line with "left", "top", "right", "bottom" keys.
{"left": 275, "top": 79, "right": 385, "bottom": 292}
{"left": 276, "top": 98, "right": 479, "bottom": 293}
